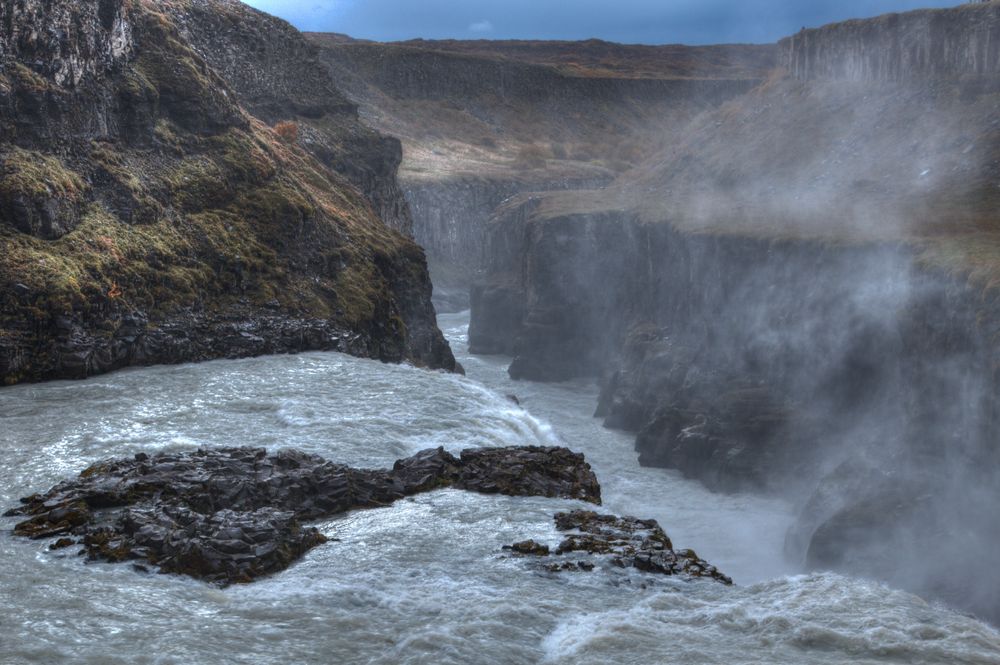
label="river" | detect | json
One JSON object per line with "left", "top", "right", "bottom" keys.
{"left": 1, "top": 311, "right": 998, "bottom": 664}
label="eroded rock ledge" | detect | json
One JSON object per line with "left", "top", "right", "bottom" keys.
{"left": 5, "top": 445, "right": 603, "bottom": 584}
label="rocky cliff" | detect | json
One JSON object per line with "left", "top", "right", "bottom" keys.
{"left": 307, "top": 34, "right": 775, "bottom": 310}
{"left": 0, "top": 0, "right": 455, "bottom": 384}
{"left": 165, "top": 0, "right": 414, "bottom": 235}
{"left": 783, "top": 2, "right": 1000, "bottom": 82}
{"left": 469, "top": 2, "right": 1000, "bottom": 622}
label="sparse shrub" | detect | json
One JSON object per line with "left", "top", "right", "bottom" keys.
{"left": 273, "top": 121, "right": 299, "bottom": 144}
{"left": 516, "top": 143, "right": 552, "bottom": 168}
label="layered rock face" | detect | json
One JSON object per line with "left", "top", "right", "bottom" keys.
{"left": 408, "top": 176, "right": 610, "bottom": 310}
{"left": 469, "top": 3, "right": 1000, "bottom": 622}
{"left": 0, "top": 0, "right": 135, "bottom": 88}
{"left": 0, "top": 0, "right": 455, "bottom": 384}
{"left": 308, "top": 35, "right": 774, "bottom": 310}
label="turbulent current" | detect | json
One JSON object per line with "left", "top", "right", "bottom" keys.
{"left": 1, "top": 311, "right": 999, "bottom": 665}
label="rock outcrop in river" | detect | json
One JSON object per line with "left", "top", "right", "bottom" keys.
{"left": 469, "top": 2, "right": 1000, "bottom": 623}
{"left": 506, "top": 510, "right": 733, "bottom": 585}
{"left": 6, "top": 445, "right": 602, "bottom": 584}
{"left": 0, "top": 0, "right": 455, "bottom": 385}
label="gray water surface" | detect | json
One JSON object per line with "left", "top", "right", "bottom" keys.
{"left": 1, "top": 312, "right": 998, "bottom": 665}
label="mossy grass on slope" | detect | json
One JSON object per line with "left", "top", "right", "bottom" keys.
{"left": 0, "top": 0, "right": 454, "bottom": 384}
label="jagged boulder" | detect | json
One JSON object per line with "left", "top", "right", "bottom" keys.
{"left": 505, "top": 510, "right": 732, "bottom": 584}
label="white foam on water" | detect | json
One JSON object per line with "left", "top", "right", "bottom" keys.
{"left": 0, "top": 312, "right": 997, "bottom": 664}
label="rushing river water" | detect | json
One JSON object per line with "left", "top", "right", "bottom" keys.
{"left": 1, "top": 311, "right": 999, "bottom": 664}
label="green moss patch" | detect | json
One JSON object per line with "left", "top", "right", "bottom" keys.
{"left": 0, "top": 148, "right": 87, "bottom": 203}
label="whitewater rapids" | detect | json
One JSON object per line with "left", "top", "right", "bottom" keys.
{"left": 0, "top": 312, "right": 997, "bottom": 665}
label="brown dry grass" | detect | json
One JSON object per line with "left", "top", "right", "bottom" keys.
{"left": 390, "top": 39, "right": 779, "bottom": 81}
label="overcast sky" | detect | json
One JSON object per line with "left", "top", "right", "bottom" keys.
{"left": 242, "top": 0, "right": 953, "bottom": 44}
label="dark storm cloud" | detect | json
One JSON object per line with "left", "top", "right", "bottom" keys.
{"left": 244, "top": 0, "right": 952, "bottom": 44}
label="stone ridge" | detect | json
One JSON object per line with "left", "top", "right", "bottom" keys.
{"left": 314, "top": 35, "right": 779, "bottom": 81}
{"left": 6, "top": 445, "right": 601, "bottom": 585}
{"left": 163, "top": 0, "right": 415, "bottom": 235}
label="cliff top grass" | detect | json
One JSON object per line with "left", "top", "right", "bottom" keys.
{"left": 310, "top": 34, "right": 778, "bottom": 81}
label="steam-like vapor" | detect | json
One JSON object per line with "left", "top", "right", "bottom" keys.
{"left": 469, "top": 2, "right": 1000, "bottom": 623}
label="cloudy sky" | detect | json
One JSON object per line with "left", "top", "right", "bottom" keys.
{"left": 243, "top": 0, "right": 950, "bottom": 44}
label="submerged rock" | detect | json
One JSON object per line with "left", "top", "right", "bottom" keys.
{"left": 6, "top": 445, "right": 600, "bottom": 585}
{"left": 506, "top": 510, "right": 732, "bottom": 585}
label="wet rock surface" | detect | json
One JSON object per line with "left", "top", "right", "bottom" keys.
{"left": 6, "top": 445, "right": 600, "bottom": 585}
{"left": 505, "top": 510, "right": 732, "bottom": 585}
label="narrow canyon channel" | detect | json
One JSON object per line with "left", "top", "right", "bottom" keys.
{"left": 1, "top": 312, "right": 998, "bottom": 665}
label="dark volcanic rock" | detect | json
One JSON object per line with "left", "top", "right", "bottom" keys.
{"left": 504, "top": 539, "right": 550, "bottom": 556}
{"left": 506, "top": 510, "right": 731, "bottom": 584}
{"left": 6, "top": 445, "right": 600, "bottom": 585}
{"left": 455, "top": 446, "right": 602, "bottom": 504}
{"left": 469, "top": 279, "right": 526, "bottom": 356}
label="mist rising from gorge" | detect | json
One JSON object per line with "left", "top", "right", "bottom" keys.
{"left": 456, "top": 2, "right": 1000, "bottom": 623}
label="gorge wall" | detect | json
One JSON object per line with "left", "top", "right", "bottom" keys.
{"left": 783, "top": 2, "right": 1000, "bottom": 82}
{"left": 165, "top": 0, "right": 415, "bottom": 236}
{"left": 0, "top": 0, "right": 455, "bottom": 384}
{"left": 307, "top": 34, "right": 775, "bottom": 310}
{"left": 469, "top": 2, "right": 1000, "bottom": 623}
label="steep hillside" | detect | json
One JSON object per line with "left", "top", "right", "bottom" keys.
{"left": 167, "top": 0, "right": 414, "bottom": 235}
{"left": 469, "top": 2, "right": 1000, "bottom": 622}
{"left": 0, "top": 0, "right": 455, "bottom": 384}
{"left": 306, "top": 33, "right": 776, "bottom": 308}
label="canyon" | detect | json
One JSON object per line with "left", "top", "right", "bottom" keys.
{"left": 307, "top": 33, "right": 776, "bottom": 310}
{"left": 2, "top": 0, "right": 1000, "bottom": 650}
{"left": 407, "top": 2, "right": 1000, "bottom": 623}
